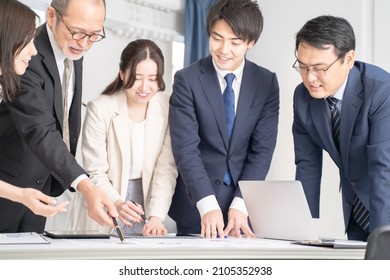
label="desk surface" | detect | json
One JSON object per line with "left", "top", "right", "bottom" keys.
{"left": 0, "top": 235, "right": 365, "bottom": 260}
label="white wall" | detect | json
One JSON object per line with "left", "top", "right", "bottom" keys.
{"left": 374, "top": 0, "right": 390, "bottom": 71}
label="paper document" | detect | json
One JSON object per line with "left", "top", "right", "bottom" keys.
{"left": 111, "top": 233, "right": 202, "bottom": 239}
{"left": 0, "top": 232, "right": 50, "bottom": 245}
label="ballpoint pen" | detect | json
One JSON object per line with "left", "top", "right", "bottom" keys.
{"left": 130, "top": 200, "right": 148, "bottom": 223}
{"left": 112, "top": 216, "right": 125, "bottom": 243}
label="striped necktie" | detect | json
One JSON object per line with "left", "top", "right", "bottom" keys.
{"left": 326, "top": 97, "right": 369, "bottom": 231}
{"left": 326, "top": 96, "right": 340, "bottom": 148}
{"left": 352, "top": 195, "right": 370, "bottom": 232}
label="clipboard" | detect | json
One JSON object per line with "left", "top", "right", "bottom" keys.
{"left": 0, "top": 232, "right": 50, "bottom": 245}
{"left": 43, "top": 230, "right": 110, "bottom": 239}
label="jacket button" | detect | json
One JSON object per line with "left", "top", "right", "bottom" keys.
{"left": 215, "top": 179, "right": 222, "bottom": 185}
{"left": 36, "top": 179, "right": 43, "bottom": 184}
{"left": 350, "top": 181, "right": 357, "bottom": 187}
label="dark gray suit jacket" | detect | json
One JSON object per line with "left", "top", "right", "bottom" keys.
{"left": 0, "top": 24, "right": 85, "bottom": 231}
{"left": 293, "top": 61, "right": 390, "bottom": 233}
{"left": 168, "top": 56, "right": 279, "bottom": 231}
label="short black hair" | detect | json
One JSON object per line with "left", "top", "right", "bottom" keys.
{"left": 295, "top": 15, "right": 355, "bottom": 59}
{"left": 206, "top": 0, "right": 263, "bottom": 44}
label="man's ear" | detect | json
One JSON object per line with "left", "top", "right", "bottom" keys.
{"left": 247, "top": 40, "right": 255, "bottom": 50}
{"left": 345, "top": 50, "right": 355, "bottom": 69}
{"left": 46, "top": 7, "right": 56, "bottom": 28}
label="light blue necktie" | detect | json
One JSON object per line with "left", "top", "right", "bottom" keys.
{"left": 223, "top": 73, "right": 235, "bottom": 185}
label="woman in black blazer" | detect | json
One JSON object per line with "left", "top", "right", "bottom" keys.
{"left": 0, "top": 0, "right": 68, "bottom": 219}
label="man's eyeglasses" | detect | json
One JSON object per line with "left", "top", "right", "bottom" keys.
{"left": 53, "top": 8, "right": 105, "bottom": 42}
{"left": 292, "top": 56, "right": 340, "bottom": 77}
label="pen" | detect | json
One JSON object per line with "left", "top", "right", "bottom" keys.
{"left": 112, "top": 216, "right": 125, "bottom": 243}
{"left": 130, "top": 200, "right": 147, "bottom": 223}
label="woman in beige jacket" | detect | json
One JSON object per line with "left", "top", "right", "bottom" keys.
{"left": 67, "top": 39, "right": 177, "bottom": 235}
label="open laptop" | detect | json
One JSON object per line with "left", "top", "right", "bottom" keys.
{"left": 239, "top": 180, "right": 318, "bottom": 241}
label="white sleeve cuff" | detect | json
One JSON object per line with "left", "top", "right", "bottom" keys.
{"left": 230, "top": 197, "right": 248, "bottom": 216}
{"left": 71, "top": 174, "right": 89, "bottom": 192}
{"left": 196, "top": 195, "right": 220, "bottom": 218}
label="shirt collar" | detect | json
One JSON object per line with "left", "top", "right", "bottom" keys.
{"left": 330, "top": 76, "right": 348, "bottom": 101}
{"left": 212, "top": 58, "right": 245, "bottom": 83}
{"left": 46, "top": 25, "right": 67, "bottom": 65}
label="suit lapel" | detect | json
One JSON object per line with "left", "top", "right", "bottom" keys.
{"left": 199, "top": 57, "right": 229, "bottom": 148}
{"left": 38, "top": 25, "right": 63, "bottom": 129}
{"left": 339, "top": 68, "right": 364, "bottom": 172}
{"left": 112, "top": 93, "right": 130, "bottom": 173}
{"left": 310, "top": 98, "right": 342, "bottom": 165}
{"left": 229, "top": 60, "right": 257, "bottom": 149}
{"left": 69, "top": 58, "right": 83, "bottom": 143}
{"left": 143, "top": 95, "right": 164, "bottom": 193}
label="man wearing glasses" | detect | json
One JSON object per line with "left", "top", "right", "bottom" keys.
{"left": 292, "top": 15, "right": 390, "bottom": 241}
{"left": 0, "top": 0, "right": 118, "bottom": 233}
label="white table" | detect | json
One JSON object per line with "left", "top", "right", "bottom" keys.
{"left": 0, "top": 235, "right": 365, "bottom": 259}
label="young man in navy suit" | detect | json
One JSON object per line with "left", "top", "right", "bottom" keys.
{"left": 292, "top": 15, "right": 390, "bottom": 241}
{"left": 169, "top": 0, "right": 280, "bottom": 238}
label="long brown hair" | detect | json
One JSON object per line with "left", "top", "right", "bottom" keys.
{"left": 102, "top": 39, "right": 165, "bottom": 95}
{"left": 0, "top": 0, "right": 38, "bottom": 102}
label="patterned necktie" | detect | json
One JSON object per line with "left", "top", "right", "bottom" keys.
{"left": 326, "top": 96, "right": 340, "bottom": 148}
{"left": 62, "top": 58, "right": 73, "bottom": 150}
{"left": 326, "top": 97, "right": 370, "bottom": 231}
{"left": 223, "top": 73, "right": 235, "bottom": 185}
{"left": 352, "top": 195, "right": 370, "bottom": 232}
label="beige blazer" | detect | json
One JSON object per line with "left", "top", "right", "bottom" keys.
{"left": 67, "top": 91, "right": 177, "bottom": 232}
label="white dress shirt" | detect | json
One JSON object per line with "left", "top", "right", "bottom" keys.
{"left": 196, "top": 58, "right": 248, "bottom": 218}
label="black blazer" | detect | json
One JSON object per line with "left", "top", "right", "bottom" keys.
{"left": 0, "top": 24, "right": 86, "bottom": 230}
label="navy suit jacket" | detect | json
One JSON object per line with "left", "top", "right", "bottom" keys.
{"left": 0, "top": 24, "right": 85, "bottom": 231}
{"left": 169, "top": 56, "right": 279, "bottom": 230}
{"left": 293, "top": 61, "right": 390, "bottom": 233}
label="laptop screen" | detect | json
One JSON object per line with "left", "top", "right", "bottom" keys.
{"left": 239, "top": 180, "right": 318, "bottom": 241}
